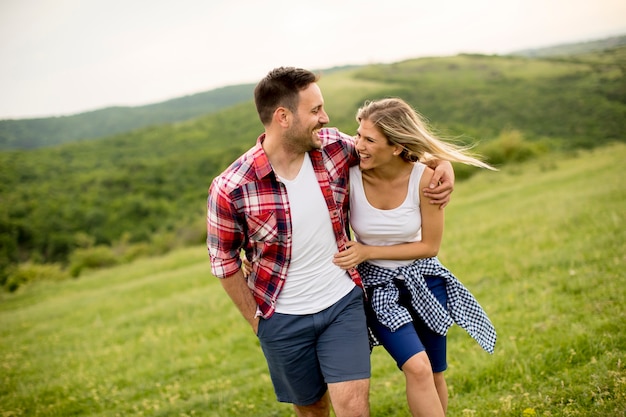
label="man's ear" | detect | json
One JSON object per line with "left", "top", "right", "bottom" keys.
{"left": 273, "top": 107, "right": 290, "bottom": 128}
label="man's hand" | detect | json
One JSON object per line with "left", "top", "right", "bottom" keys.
{"left": 422, "top": 160, "right": 455, "bottom": 209}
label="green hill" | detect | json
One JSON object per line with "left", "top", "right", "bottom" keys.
{"left": 0, "top": 46, "right": 625, "bottom": 285}
{"left": 0, "top": 83, "right": 255, "bottom": 150}
{"left": 512, "top": 33, "right": 626, "bottom": 58}
{"left": 1, "top": 143, "right": 623, "bottom": 416}
{"left": 348, "top": 50, "right": 625, "bottom": 148}
{"left": 2, "top": 35, "right": 624, "bottom": 151}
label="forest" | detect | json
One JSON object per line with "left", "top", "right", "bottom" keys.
{"left": 0, "top": 41, "right": 624, "bottom": 290}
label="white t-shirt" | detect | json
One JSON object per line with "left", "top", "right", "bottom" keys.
{"left": 275, "top": 153, "right": 355, "bottom": 314}
{"left": 349, "top": 163, "right": 426, "bottom": 269}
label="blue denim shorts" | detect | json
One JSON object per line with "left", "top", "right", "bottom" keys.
{"left": 257, "top": 286, "right": 371, "bottom": 405}
{"left": 367, "top": 275, "right": 448, "bottom": 373}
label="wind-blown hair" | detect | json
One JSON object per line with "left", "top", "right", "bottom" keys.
{"left": 356, "top": 98, "right": 496, "bottom": 170}
{"left": 254, "top": 67, "right": 319, "bottom": 126}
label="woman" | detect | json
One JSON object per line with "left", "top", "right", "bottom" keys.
{"left": 333, "top": 98, "right": 497, "bottom": 416}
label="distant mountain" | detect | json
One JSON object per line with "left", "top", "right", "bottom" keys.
{"left": 511, "top": 34, "right": 626, "bottom": 58}
{"left": 0, "top": 83, "right": 255, "bottom": 150}
{"left": 2, "top": 34, "right": 624, "bottom": 151}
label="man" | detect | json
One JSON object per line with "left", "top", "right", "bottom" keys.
{"left": 207, "top": 67, "right": 453, "bottom": 417}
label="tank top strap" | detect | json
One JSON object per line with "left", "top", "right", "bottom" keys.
{"left": 407, "top": 162, "right": 427, "bottom": 207}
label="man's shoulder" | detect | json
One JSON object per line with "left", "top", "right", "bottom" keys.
{"left": 319, "top": 127, "right": 353, "bottom": 145}
{"left": 319, "top": 128, "right": 355, "bottom": 156}
{"left": 211, "top": 146, "right": 261, "bottom": 190}
{"left": 318, "top": 128, "right": 355, "bottom": 161}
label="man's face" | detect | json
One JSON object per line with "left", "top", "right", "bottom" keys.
{"left": 286, "top": 83, "right": 329, "bottom": 152}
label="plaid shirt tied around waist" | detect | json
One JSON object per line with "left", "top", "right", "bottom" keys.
{"left": 358, "top": 257, "right": 496, "bottom": 353}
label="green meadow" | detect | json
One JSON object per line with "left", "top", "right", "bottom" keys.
{"left": 1, "top": 143, "right": 624, "bottom": 416}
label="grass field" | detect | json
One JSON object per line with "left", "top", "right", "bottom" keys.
{"left": 1, "top": 143, "right": 624, "bottom": 416}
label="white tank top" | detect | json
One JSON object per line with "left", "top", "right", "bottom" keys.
{"left": 275, "top": 153, "right": 355, "bottom": 314}
{"left": 349, "top": 163, "right": 426, "bottom": 269}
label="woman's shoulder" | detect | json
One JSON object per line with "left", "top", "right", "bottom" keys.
{"left": 349, "top": 165, "right": 362, "bottom": 183}
{"left": 414, "top": 162, "right": 433, "bottom": 189}
{"left": 412, "top": 161, "right": 432, "bottom": 176}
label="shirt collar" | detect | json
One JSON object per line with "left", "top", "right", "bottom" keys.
{"left": 251, "top": 133, "right": 324, "bottom": 179}
{"left": 251, "top": 133, "right": 273, "bottom": 179}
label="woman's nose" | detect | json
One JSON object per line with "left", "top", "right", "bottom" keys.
{"left": 355, "top": 136, "right": 364, "bottom": 150}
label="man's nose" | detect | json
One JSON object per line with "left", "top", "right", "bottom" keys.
{"left": 319, "top": 110, "right": 329, "bottom": 125}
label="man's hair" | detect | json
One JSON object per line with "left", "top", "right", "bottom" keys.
{"left": 254, "top": 67, "right": 319, "bottom": 125}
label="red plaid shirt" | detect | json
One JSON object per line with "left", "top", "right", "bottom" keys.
{"left": 207, "top": 128, "right": 363, "bottom": 318}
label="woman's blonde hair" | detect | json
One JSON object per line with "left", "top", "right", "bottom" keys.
{"left": 356, "top": 98, "right": 496, "bottom": 170}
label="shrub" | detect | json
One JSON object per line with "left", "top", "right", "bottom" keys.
{"left": 452, "top": 163, "right": 482, "bottom": 181}
{"left": 4, "top": 262, "right": 68, "bottom": 292}
{"left": 68, "top": 245, "right": 119, "bottom": 278}
{"left": 479, "top": 129, "right": 548, "bottom": 166}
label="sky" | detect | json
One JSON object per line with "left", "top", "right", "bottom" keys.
{"left": 0, "top": 0, "right": 625, "bottom": 120}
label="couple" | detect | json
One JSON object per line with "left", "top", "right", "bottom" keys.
{"left": 207, "top": 67, "right": 496, "bottom": 417}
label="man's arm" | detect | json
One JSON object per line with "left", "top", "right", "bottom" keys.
{"left": 422, "top": 160, "right": 455, "bottom": 208}
{"left": 208, "top": 177, "right": 260, "bottom": 333}
{"left": 220, "top": 269, "right": 260, "bottom": 334}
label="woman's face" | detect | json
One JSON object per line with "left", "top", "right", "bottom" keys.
{"left": 355, "top": 118, "right": 398, "bottom": 170}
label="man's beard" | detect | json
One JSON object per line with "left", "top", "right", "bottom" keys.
{"left": 285, "top": 122, "right": 322, "bottom": 153}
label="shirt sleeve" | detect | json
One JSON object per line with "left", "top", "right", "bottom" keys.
{"left": 207, "top": 177, "right": 243, "bottom": 278}
{"left": 323, "top": 128, "right": 359, "bottom": 166}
